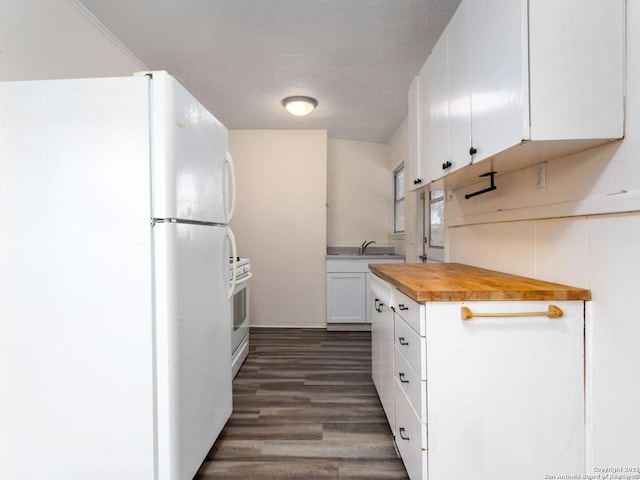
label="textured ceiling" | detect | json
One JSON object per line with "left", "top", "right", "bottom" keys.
{"left": 77, "top": 0, "right": 461, "bottom": 143}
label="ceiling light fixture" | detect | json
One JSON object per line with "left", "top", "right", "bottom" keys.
{"left": 281, "top": 96, "right": 318, "bottom": 117}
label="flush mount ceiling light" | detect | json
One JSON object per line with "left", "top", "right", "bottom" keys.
{"left": 281, "top": 96, "right": 318, "bottom": 117}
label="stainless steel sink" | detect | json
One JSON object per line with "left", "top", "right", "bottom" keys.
{"left": 326, "top": 246, "right": 404, "bottom": 260}
{"left": 326, "top": 253, "right": 405, "bottom": 260}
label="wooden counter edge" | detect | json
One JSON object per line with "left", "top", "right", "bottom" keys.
{"left": 369, "top": 264, "right": 592, "bottom": 303}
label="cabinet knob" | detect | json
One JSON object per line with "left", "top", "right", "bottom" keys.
{"left": 442, "top": 161, "right": 452, "bottom": 170}
{"left": 398, "top": 372, "right": 410, "bottom": 384}
{"left": 398, "top": 337, "right": 409, "bottom": 346}
{"left": 398, "top": 304, "right": 409, "bottom": 311}
{"left": 413, "top": 178, "right": 422, "bottom": 185}
{"left": 469, "top": 147, "right": 477, "bottom": 155}
{"left": 399, "top": 427, "right": 410, "bottom": 441}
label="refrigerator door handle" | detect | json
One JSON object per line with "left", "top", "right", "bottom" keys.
{"left": 227, "top": 226, "right": 237, "bottom": 300}
{"left": 225, "top": 151, "right": 236, "bottom": 223}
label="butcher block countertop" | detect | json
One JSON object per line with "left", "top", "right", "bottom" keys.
{"left": 369, "top": 263, "right": 591, "bottom": 302}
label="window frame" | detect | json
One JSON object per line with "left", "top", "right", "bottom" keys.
{"left": 393, "top": 164, "right": 405, "bottom": 234}
{"left": 421, "top": 189, "right": 444, "bottom": 262}
{"left": 428, "top": 190, "right": 444, "bottom": 249}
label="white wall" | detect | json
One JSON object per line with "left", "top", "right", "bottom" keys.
{"left": 229, "top": 130, "right": 327, "bottom": 328}
{"left": 327, "top": 138, "right": 392, "bottom": 246}
{"left": 441, "top": 1, "right": 640, "bottom": 468}
{"left": 0, "top": 0, "right": 144, "bottom": 81}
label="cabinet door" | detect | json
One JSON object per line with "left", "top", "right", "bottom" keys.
{"left": 420, "top": 37, "right": 448, "bottom": 183}
{"left": 407, "top": 74, "right": 423, "bottom": 190}
{"left": 469, "top": 0, "right": 527, "bottom": 162}
{"left": 326, "top": 273, "right": 366, "bottom": 323}
{"left": 425, "top": 300, "right": 585, "bottom": 480}
{"left": 528, "top": 0, "right": 625, "bottom": 140}
{"left": 371, "top": 297, "right": 395, "bottom": 432}
{"left": 370, "top": 274, "right": 399, "bottom": 431}
{"left": 446, "top": 0, "right": 471, "bottom": 173}
{"left": 394, "top": 377, "right": 428, "bottom": 480}
{"left": 370, "top": 293, "right": 383, "bottom": 395}
{"left": 394, "top": 344, "right": 427, "bottom": 422}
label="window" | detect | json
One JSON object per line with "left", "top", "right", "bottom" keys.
{"left": 393, "top": 165, "right": 405, "bottom": 233}
{"left": 421, "top": 189, "right": 444, "bottom": 262}
{"left": 428, "top": 190, "right": 444, "bottom": 248}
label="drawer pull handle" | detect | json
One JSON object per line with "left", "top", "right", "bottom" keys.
{"left": 398, "top": 304, "right": 409, "bottom": 311}
{"left": 398, "top": 337, "right": 409, "bottom": 346}
{"left": 461, "top": 305, "right": 564, "bottom": 320}
{"left": 376, "top": 301, "right": 384, "bottom": 313}
{"left": 398, "top": 372, "right": 409, "bottom": 383}
{"left": 399, "top": 427, "right": 410, "bottom": 441}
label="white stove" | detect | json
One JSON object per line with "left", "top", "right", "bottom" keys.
{"left": 230, "top": 257, "right": 251, "bottom": 378}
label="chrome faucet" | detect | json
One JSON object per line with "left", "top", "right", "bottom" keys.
{"left": 360, "top": 240, "right": 376, "bottom": 254}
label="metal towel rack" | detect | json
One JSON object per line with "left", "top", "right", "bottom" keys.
{"left": 465, "top": 171, "right": 497, "bottom": 199}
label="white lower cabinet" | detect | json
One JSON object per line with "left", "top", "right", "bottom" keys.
{"left": 373, "top": 274, "right": 586, "bottom": 480}
{"left": 327, "top": 272, "right": 367, "bottom": 323}
{"left": 393, "top": 346, "right": 426, "bottom": 421}
{"left": 369, "top": 273, "right": 396, "bottom": 432}
{"left": 394, "top": 377, "right": 428, "bottom": 480}
{"left": 327, "top": 257, "right": 403, "bottom": 328}
{"left": 425, "top": 300, "right": 585, "bottom": 480}
{"left": 394, "top": 315, "right": 425, "bottom": 380}
{"left": 394, "top": 302, "right": 429, "bottom": 480}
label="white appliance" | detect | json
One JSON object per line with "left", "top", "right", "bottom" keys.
{"left": 230, "top": 257, "right": 251, "bottom": 377}
{"left": 0, "top": 71, "right": 236, "bottom": 480}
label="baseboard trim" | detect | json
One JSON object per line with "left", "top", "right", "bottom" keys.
{"left": 326, "top": 323, "right": 372, "bottom": 332}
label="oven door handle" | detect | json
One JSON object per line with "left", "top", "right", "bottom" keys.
{"left": 235, "top": 271, "right": 253, "bottom": 287}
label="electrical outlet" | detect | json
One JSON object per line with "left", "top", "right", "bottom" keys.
{"left": 534, "top": 163, "right": 546, "bottom": 189}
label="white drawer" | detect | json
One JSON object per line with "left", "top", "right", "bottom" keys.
{"left": 395, "top": 315, "right": 426, "bottom": 380}
{"left": 394, "top": 379, "right": 428, "bottom": 480}
{"left": 394, "top": 346, "right": 427, "bottom": 422}
{"left": 392, "top": 289, "right": 424, "bottom": 336}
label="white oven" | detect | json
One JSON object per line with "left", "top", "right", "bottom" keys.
{"left": 230, "top": 257, "right": 251, "bottom": 378}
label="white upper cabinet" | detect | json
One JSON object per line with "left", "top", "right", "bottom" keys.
{"left": 412, "top": 0, "right": 625, "bottom": 189}
{"left": 412, "top": 0, "right": 471, "bottom": 184}
{"left": 420, "top": 35, "right": 449, "bottom": 184}
{"left": 407, "top": 75, "right": 423, "bottom": 190}
{"left": 446, "top": 0, "right": 471, "bottom": 177}
{"left": 526, "top": 0, "right": 624, "bottom": 141}
{"left": 468, "top": 0, "right": 526, "bottom": 163}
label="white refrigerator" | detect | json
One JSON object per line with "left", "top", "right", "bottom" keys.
{"left": 0, "top": 71, "right": 236, "bottom": 479}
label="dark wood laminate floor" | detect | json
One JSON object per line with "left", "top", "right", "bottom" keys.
{"left": 195, "top": 328, "right": 409, "bottom": 480}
